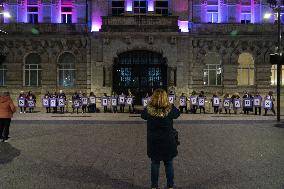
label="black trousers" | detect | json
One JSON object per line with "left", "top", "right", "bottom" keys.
{"left": 0, "top": 118, "right": 11, "bottom": 139}
{"left": 120, "top": 105, "right": 125, "bottom": 113}
{"left": 213, "top": 106, "right": 219, "bottom": 113}
{"left": 255, "top": 107, "right": 261, "bottom": 115}
{"left": 179, "top": 106, "right": 187, "bottom": 113}
{"left": 46, "top": 107, "right": 51, "bottom": 113}
{"left": 199, "top": 106, "right": 205, "bottom": 114}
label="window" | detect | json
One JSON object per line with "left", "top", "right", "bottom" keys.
{"left": 61, "top": 7, "right": 72, "bottom": 23}
{"left": 24, "top": 53, "right": 41, "bottom": 86}
{"left": 241, "top": 13, "right": 251, "bottom": 24}
{"left": 0, "top": 5, "right": 4, "bottom": 23}
{"left": 134, "top": 0, "right": 147, "bottom": 14}
{"left": 207, "top": 12, "right": 218, "bottom": 23}
{"left": 271, "top": 65, "right": 284, "bottom": 85}
{"left": 237, "top": 53, "right": 255, "bottom": 86}
{"left": 155, "top": 1, "right": 168, "bottom": 16}
{"left": 203, "top": 64, "right": 222, "bottom": 86}
{"left": 58, "top": 53, "right": 75, "bottom": 87}
{"left": 27, "top": 6, "right": 38, "bottom": 23}
{"left": 0, "top": 65, "right": 7, "bottom": 86}
{"left": 112, "top": 0, "right": 125, "bottom": 16}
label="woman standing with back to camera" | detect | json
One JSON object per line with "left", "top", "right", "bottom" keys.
{"left": 141, "top": 88, "right": 180, "bottom": 189}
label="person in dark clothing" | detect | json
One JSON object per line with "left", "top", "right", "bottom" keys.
{"left": 58, "top": 90, "right": 66, "bottom": 114}
{"left": 44, "top": 91, "right": 51, "bottom": 113}
{"left": 52, "top": 92, "right": 58, "bottom": 113}
{"left": 254, "top": 92, "right": 262, "bottom": 115}
{"left": 88, "top": 92, "right": 96, "bottom": 113}
{"left": 198, "top": 91, "right": 206, "bottom": 114}
{"left": 243, "top": 91, "right": 249, "bottom": 114}
{"left": 141, "top": 88, "right": 180, "bottom": 189}
{"left": 0, "top": 92, "right": 16, "bottom": 142}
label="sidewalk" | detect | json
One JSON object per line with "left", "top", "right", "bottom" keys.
{"left": 12, "top": 110, "right": 281, "bottom": 121}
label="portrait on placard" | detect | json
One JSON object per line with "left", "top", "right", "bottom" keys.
{"left": 126, "top": 97, "right": 133, "bottom": 105}
{"left": 168, "top": 95, "right": 175, "bottom": 104}
{"left": 111, "top": 98, "right": 117, "bottom": 106}
{"left": 223, "top": 99, "right": 231, "bottom": 109}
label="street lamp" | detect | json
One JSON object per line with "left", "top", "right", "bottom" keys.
{"left": 267, "top": 0, "right": 282, "bottom": 122}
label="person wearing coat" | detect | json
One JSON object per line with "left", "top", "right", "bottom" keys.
{"left": 141, "top": 88, "right": 180, "bottom": 189}
{"left": 0, "top": 92, "right": 16, "bottom": 142}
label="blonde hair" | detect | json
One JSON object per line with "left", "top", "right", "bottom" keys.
{"left": 149, "top": 88, "right": 170, "bottom": 109}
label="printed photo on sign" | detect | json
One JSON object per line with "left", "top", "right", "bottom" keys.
{"left": 191, "top": 97, "right": 197, "bottom": 105}
{"left": 179, "top": 98, "right": 186, "bottom": 106}
{"left": 89, "top": 97, "right": 96, "bottom": 104}
{"left": 58, "top": 99, "right": 65, "bottom": 107}
{"left": 18, "top": 99, "right": 25, "bottom": 107}
{"left": 126, "top": 98, "right": 133, "bottom": 105}
{"left": 102, "top": 98, "right": 108, "bottom": 106}
{"left": 264, "top": 99, "right": 272, "bottom": 109}
{"left": 253, "top": 98, "right": 261, "bottom": 107}
{"left": 119, "top": 96, "right": 125, "bottom": 104}
{"left": 244, "top": 99, "right": 251, "bottom": 108}
{"left": 168, "top": 96, "right": 174, "bottom": 104}
{"left": 142, "top": 98, "right": 148, "bottom": 107}
{"left": 111, "top": 98, "right": 117, "bottom": 106}
{"left": 198, "top": 98, "right": 205, "bottom": 106}
{"left": 82, "top": 98, "right": 88, "bottom": 105}
{"left": 74, "top": 100, "right": 80, "bottom": 107}
{"left": 223, "top": 99, "right": 230, "bottom": 108}
{"left": 42, "top": 99, "right": 49, "bottom": 107}
{"left": 234, "top": 100, "right": 241, "bottom": 108}
{"left": 213, "top": 97, "right": 220, "bottom": 106}
{"left": 50, "top": 99, "right": 57, "bottom": 107}
{"left": 28, "top": 100, "right": 35, "bottom": 107}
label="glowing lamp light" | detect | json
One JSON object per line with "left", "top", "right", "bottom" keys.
{"left": 178, "top": 20, "right": 189, "bottom": 32}
{"left": 126, "top": 0, "right": 133, "bottom": 11}
{"left": 264, "top": 13, "right": 272, "bottom": 19}
{"left": 148, "top": 0, "right": 154, "bottom": 12}
{"left": 3, "top": 12, "right": 11, "bottom": 18}
{"left": 91, "top": 24, "right": 101, "bottom": 32}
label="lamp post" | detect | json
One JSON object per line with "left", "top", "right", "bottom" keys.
{"left": 267, "top": 0, "right": 282, "bottom": 122}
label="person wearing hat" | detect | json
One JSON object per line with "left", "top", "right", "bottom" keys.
{"left": 0, "top": 92, "right": 16, "bottom": 142}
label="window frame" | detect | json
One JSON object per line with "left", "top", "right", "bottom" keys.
{"left": 57, "top": 53, "right": 76, "bottom": 87}
{"left": 133, "top": 0, "right": 147, "bottom": 14}
{"left": 61, "top": 6, "right": 72, "bottom": 24}
{"left": 237, "top": 64, "right": 255, "bottom": 86}
{"left": 27, "top": 5, "right": 39, "bottom": 24}
{"left": 112, "top": 0, "right": 125, "bottom": 16}
{"left": 155, "top": 0, "right": 169, "bottom": 16}
{"left": 203, "top": 64, "right": 223, "bottom": 86}
{"left": 0, "top": 65, "right": 7, "bottom": 86}
{"left": 24, "top": 63, "right": 42, "bottom": 86}
{"left": 271, "top": 65, "right": 284, "bottom": 86}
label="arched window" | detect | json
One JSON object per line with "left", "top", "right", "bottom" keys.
{"left": 24, "top": 53, "right": 41, "bottom": 86}
{"left": 237, "top": 52, "right": 254, "bottom": 86}
{"left": 58, "top": 52, "right": 75, "bottom": 87}
{"left": 271, "top": 65, "right": 284, "bottom": 85}
{"left": 203, "top": 52, "right": 222, "bottom": 86}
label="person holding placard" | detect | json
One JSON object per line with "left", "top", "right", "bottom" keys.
{"left": 43, "top": 91, "right": 51, "bottom": 113}
{"left": 0, "top": 92, "right": 16, "bottom": 142}
{"left": 127, "top": 89, "right": 135, "bottom": 113}
{"left": 189, "top": 91, "right": 198, "bottom": 114}
{"left": 264, "top": 91, "right": 276, "bottom": 116}
{"left": 81, "top": 93, "right": 88, "bottom": 113}
{"left": 72, "top": 92, "right": 80, "bottom": 114}
{"left": 51, "top": 92, "right": 58, "bottom": 113}
{"left": 223, "top": 93, "right": 231, "bottom": 114}
{"left": 18, "top": 91, "right": 27, "bottom": 114}
{"left": 212, "top": 92, "right": 221, "bottom": 114}
{"left": 58, "top": 90, "right": 66, "bottom": 114}
{"left": 101, "top": 93, "right": 109, "bottom": 113}
{"left": 27, "top": 91, "right": 36, "bottom": 113}
{"left": 88, "top": 92, "right": 96, "bottom": 113}
{"left": 119, "top": 92, "right": 126, "bottom": 113}
{"left": 179, "top": 93, "right": 188, "bottom": 113}
{"left": 111, "top": 92, "right": 118, "bottom": 113}
{"left": 142, "top": 93, "right": 151, "bottom": 108}
{"left": 242, "top": 91, "right": 250, "bottom": 115}
{"left": 253, "top": 92, "right": 262, "bottom": 115}
{"left": 198, "top": 91, "right": 206, "bottom": 114}
{"left": 231, "top": 93, "right": 241, "bottom": 114}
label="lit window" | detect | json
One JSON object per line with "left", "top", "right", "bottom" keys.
{"left": 241, "top": 13, "right": 251, "bottom": 24}
{"left": 237, "top": 53, "right": 255, "bottom": 86}
{"left": 27, "top": 6, "right": 38, "bottom": 23}
{"left": 207, "top": 12, "right": 218, "bottom": 23}
{"left": 0, "top": 5, "right": 4, "bottom": 23}
{"left": 271, "top": 65, "right": 284, "bottom": 85}
{"left": 155, "top": 1, "right": 168, "bottom": 16}
{"left": 203, "top": 64, "right": 222, "bottom": 86}
{"left": 24, "top": 53, "right": 42, "bottom": 86}
{"left": 112, "top": 0, "right": 125, "bottom": 16}
{"left": 58, "top": 53, "right": 76, "bottom": 87}
{"left": 134, "top": 0, "right": 147, "bottom": 14}
{"left": 61, "top": 7, "right": 72, "bottom": 24}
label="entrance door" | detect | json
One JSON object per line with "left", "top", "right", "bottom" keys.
{"left": 113, "top": 50, "right": 167, "bottom": 104}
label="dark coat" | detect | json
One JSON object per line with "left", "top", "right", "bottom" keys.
{"left": 141, "top": 105, "right": 180, "bottom": 161}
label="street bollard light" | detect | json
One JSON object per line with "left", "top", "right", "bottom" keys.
{"left": 267, "top": 0, "right": 282, "bottom": 122}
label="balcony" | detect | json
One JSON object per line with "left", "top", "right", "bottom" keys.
{"left": 191, "top": 23, "right": 284, "bottom": 35}
{"left": 0, "top": 23, "right": 88, "bottom": 34}
{"left": 101, "top": 15, "right": 180, "bottom": 32}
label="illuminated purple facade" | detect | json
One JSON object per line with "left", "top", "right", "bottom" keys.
{"left": 0, "top": 0, "right": 283, "bottom": 101}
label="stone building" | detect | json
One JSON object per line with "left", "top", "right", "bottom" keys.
{"left": 0, "top": 0, "right": 283, "bottom": 103}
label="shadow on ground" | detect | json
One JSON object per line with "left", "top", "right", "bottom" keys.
{"left": 0, "top": 143, "right": 21, "bottom": 164}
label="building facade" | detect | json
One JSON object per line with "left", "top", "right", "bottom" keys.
{"left": 0, "top": 0, "right": 283, "bottom": 102}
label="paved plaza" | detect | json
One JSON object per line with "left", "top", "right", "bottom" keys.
{"left": 0, "top": 113, "right": 284, "bottom": 189}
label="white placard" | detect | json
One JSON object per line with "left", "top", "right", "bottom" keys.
{"left": 43, "top": 99, "right": 49, "bottom": 107}
{"left": 253, "top": 98, "right": 261, "bottom": 107}
{"left": 50, "top": 99, "right": 57, "bottom": 107}
{"left": 190, "top": 97, "right": 197, "bottom": 105}
{"left": 82, "top": 97, "right": 88, "bottom": 105}
{"left": 111, "top": 98, "right": 117, "bottom": 106}
{"left": 28, "top": 100, "right": 35, "bottom": 107}
{"left": 89, "top": 96, "right": 96, "bottom": 104}
{"left": 58, "top": 99, "right": 65, "bottom": 106}
{"left": 126, "top": 97, "right": 133, "bottom": 105}
{"left": 73, "top": 100, "right": 80, "bottom": 107}
{"left": 18, "top": 99, "right": 25, "bottom": 107}
{"left": 223, "top": 99, "right": 230, "bottom": 108}
{"left": 119, "top": 96, "right": 125, "bottom": 104}
{"left": 142, "top": 99, "right": 148, "bottom": 107}
{"left": 169, "top": 96, "right": 175, "bottom": 104}
{"left": 244, "top": 99, "right": 251, "bottom": 107}
{"left": 264, "top": 99, "right": 272, "bottom": 109}
{"left": 234, "top": 100, "right": 241, "bottom": 108}
{"left": 198, "top": 98, "right": 205, "bottom": 106}
{"left": 179, "top": 98, "right": 186, "bottom": 106}
{"left": 213, "top": 97, "right": 220, "bottom": 106}
{"left": 102, "top": 98, "right": 108, "bottom": 106}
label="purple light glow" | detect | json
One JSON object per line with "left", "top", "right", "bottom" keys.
{"left": 91, "top": 18, "right": 102, "bottom": 32}
{"left": 126, "top": 0, "right": 133, "bottom": 12}
{"left": 178, "top": 20, "right": 189, "bottom": 32}
{"left": 148, "top": 0, "right": 154, "bottom": 12}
